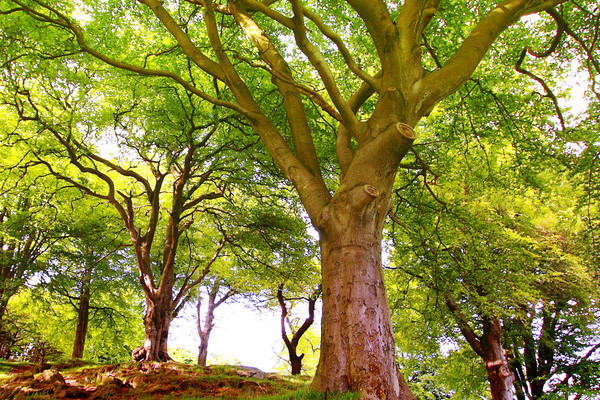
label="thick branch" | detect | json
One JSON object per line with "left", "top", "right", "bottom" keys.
{"left": 346, "top": 0, "right": 396, "bottom": 58}
{"left": 445, "top": 295, "right": 484, "bottom": 357}
{"left": 230, "top": 2, "right": 324, "bottom": 179}
{"left": 289, "top": 0, "right": 360, "bottom": 133}
{"left": 420, "top": 0, "right": 566, "bottom": 114}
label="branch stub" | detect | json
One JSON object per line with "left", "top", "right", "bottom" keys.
{"left": 364, "top": 185, "right": 379, "bottom": 198}
{"left": 396, "top": 122, "right": 417, "bottom": 140}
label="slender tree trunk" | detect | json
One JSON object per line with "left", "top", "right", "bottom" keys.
{"left": 447, "top": 296, "right": 515, "bottom": 400}
{"left": 484, "top": 346, "right": 514, "bottom": 400}
{"left": 197, "top": 290, "right": 217, "bottom": 367}
{"left": 277, "top": 284, "right": 318, "bottom": 376}
{"left": 0, "top": 295, "right": 8, "bottom": 325}
{"left": 71, "top": 284, "right": 90, "bottom": 359}
{"left": 290, "top": 352, "right": 304, "bottom": 376}
{"left": 483, "top": 346, "right": 515, "bottom": 400}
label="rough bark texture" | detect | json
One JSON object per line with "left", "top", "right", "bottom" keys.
{"left": 311, "top": 124, "right": 417, "bottom": 400}
{"left": 134, "top": 294, "right": 173, "bottom": 362}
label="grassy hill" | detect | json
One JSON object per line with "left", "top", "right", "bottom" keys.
{"left": 0, "top": 360, "right": 360, "bottom": 399}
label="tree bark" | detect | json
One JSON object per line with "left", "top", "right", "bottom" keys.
{"left": 196, "top": 290, "right": 216, "bottom": 367}
{"left": 446, "top": 295, "right": 515, "bottom": 400}
{"left": 481, "top": 318, "right": 515, "bottom": 400}
{"left": 313, "top": 224, "right": 413, "bottom": 399}
{"left": 71, "top": 284, "right": 90, "bottom": 359}
{"left": 309, "top": 122, "right": 417, "bottom": 400}
{"left": 135, "top": 294, "right": 173, "bottom": 362}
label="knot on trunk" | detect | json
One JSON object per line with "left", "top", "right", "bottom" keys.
{"left": 349, "top": 184, "right": 380, "bottom": 210}
{"left": 317, "top": 184, "right": 386, "bottom": 237}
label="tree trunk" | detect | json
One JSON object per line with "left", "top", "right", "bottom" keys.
{"left": 277, "top": 284, "right": 319, "bottom": 376}
{"left": 290, "top": 352, "right": 304, "bottom": 376}
{"left": 133, "top": 293, "right": 173, "bottom": 362}
{"left": 197, "top": 332, "right": 210, "bottom": 367}
{"left": 71, "top": 284, "right": 90, "bottom": 359}
{"left": 484, "top": 350, "right": 515, "bottom": 400}
{"left": 447, "top": 296, "right": 516, "bottom": 400}
{"left": 0, "top": 295, "right": 8, "bottom": 325}
{"left": 309, "top": 121, "right": 417, "bottom": 399}
{"left": 196, "top": 290, "right": 217, "bottom": 367}
{"left": 311, "top": 184, "right": 415, "bottom": 400}
{"left": 482, "top": 319, "right": 515, "bottom": 400}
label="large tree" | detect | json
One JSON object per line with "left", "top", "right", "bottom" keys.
{"left": 1, "top": 0, "right": 597, "bottom": 397}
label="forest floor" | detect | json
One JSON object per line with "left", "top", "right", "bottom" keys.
{"left": 0, "top": 360, "right": 358, "bottom": 399}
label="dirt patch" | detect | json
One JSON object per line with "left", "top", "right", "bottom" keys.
{"left": 0, "top": 362, "right": 302, "bottom": 399}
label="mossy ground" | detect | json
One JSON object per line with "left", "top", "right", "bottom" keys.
{"left": 0, "top": 360, "right": 359, "bottom": 399}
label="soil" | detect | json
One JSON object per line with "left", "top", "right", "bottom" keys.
{"left": 0, "top": 360, "right": 305, "bottom": 399}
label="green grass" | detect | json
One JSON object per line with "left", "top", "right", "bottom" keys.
{"left": 0, "top": 360, "right": 361, "bottom": 400}
{"left": 174, "top": 389, "right": 361, "bottom": 400}
{"left": 245, "top": 389, "right": 361, "bottom": 400}
{"left": 0, "top": 360, "right": 34, "bottom": 377}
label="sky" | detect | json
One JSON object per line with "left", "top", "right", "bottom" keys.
{"left": 169, "top": 300, "right": 320, "bottom": 372}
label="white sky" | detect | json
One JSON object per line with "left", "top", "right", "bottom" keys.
{"left": 169, "top": 301, "right": 320, "bottom": 372}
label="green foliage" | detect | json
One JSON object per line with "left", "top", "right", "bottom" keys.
{"left": 169, "top": 348, "right": 197, "bottom": 365}
{"left": 7, "top": 286, "right": 143, "bottom": 364}
{"left": 1, "top": 0, "right": 599, "bottom": 397}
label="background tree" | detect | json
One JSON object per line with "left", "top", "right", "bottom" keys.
{"left": 39, "top": 201, "right": 137, "bottom": 360}
{"left": 0, "top": 56, "right": 247, "bottom": 361}
{"left": 0, "top": 164, "right": 65, "bottom": 325}
{"left": 276, "top": 282, "right": 320, "bottom": 375}
{"left": 195, "top": 278, "right": 236, "bottom": 367}
{"left": 5, "top": 280, "right": 144, "bottom": 364}
{"left": 386, "top": 51, "right": 600, "bottom": 398}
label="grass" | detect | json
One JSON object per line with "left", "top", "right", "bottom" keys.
{"left": 0, "top": 360, "right": 34, "bottom": 379}
{"left": 0, "top": 360, "right": 361, "bottom": 399}
{"left": 242, "top": 389, "right": 361, "bottom": 400}
{"left": 175, "top": 389, "right": 361, "bottom": 400}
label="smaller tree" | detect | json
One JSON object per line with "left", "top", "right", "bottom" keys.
{"left": 196, "top": 278, "right": 236, "bottom": 367}
{"left": 276, "top": 282, "right": 321, "bottom": 375}
{"left": 0, "top": 182, "right": 62, "bottom": 324}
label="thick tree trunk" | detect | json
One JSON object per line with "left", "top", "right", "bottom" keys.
{"left": 71, "top": 285, "right": 90, "bottom": 359}
{"left": 311, "top": 184, "right": 415, "bottom": 400}
{"left": 309, "top": 122, "right": 417, "bottom": 399}
{"left": 133, "top": 294, "right": 173, "bottom": 362}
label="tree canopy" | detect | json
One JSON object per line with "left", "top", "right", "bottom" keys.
{"left": 0, "top": 0, "right": 599, "bottom": 399}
